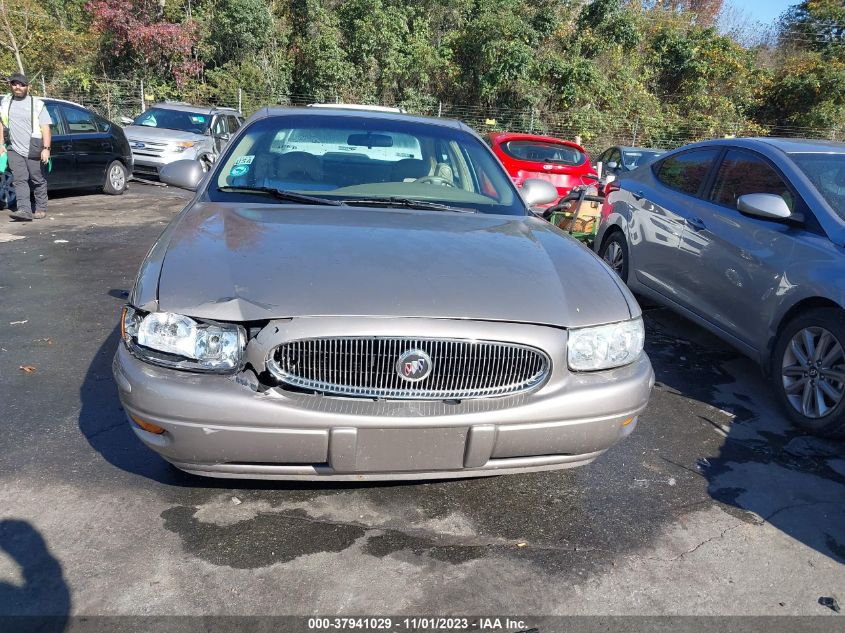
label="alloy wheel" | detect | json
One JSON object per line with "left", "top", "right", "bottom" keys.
{"left": 781, "top": 326, "right": 845, "bottom": 418}
{"left": 603, "top": 241, "right": 624, "bottom": 276}
{"left": 109, "top": 164, "right": 126, "bottom": 190}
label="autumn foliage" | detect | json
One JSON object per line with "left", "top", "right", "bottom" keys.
{"left": 87, "top": 0, "right": 201, "bottom": 85}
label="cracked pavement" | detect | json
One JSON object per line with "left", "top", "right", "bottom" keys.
{"left": 0, "top": 183, "right": 843, "bottom": 618}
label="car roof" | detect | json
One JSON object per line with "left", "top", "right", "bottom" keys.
{"left": 148, "top": 102, "right": 241, "bottom": 115}
{"left": 616, "top": 146, "right": 665, "bottom": 153}
{"left": 489, "top": 131, "right": 586, "bottom": 150}
{"left": 673, "top": 137, "right": 845, "bottom": 156}
{"left": 251, "top": 105, "right": 473, "bottom": 133}
{"left": 752, "top": 137, "right": 845, "bottom": 155}
{"left": 307, "top": 103, "right": 406, "bottom": 113}
{"left": 43, "top": 97, "right": 91, "bottom": 109}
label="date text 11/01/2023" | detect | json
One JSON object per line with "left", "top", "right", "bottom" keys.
{"left": 306, "top": 617, "right": 534, "bottom": 631}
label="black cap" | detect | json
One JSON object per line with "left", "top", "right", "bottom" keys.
{"left": 8, "top": 72, "right": 28, "bottom": 86}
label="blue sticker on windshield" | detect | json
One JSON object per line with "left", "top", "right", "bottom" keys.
{"left": 230, "top": 164, "right": 250, "bottom": 177}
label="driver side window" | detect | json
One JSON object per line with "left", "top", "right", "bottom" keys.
{"left": 212, "top": 116, "right": 227, "bottom": 137}
{"left": 44, "top": 103, "right": 66, "bottom": 136}
{"left": 710, "top": 150, "right": 795, "bottom": 212}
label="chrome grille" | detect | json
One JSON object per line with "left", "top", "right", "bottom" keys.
{"left": 268, "top": 337, "right": 550, "bottom": 400}
{"left": 128, "top": 139, "right": 168, "bottom": 157}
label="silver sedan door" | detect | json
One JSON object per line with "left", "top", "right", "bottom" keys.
{"left": 628, "top": 148, "right": 721, "bottom": 302}
{"left": 675, "top": 148, "right": 798, "bottom": 353}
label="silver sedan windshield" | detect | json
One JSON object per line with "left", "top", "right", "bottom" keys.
{"left": 792, "top": 153, "right": 845, "bottom": 221}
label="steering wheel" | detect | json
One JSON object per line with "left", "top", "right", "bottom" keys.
{"left": 416, "top": 175, "right": 457, "bottom": 188}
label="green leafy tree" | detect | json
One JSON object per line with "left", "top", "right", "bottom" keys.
{"left": 207, "top": 0, "right": 273, "bottom": 67}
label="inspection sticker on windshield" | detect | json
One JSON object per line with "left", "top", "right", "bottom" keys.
{"left": 234, "top": 155, "right": 255, "bottom": 166}
{"left": 230, "top": 164, "right": 250, "bottom": 177}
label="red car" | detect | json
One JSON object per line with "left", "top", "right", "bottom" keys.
{"left": 487, "top": 132, "right": 596, "bottom": 204}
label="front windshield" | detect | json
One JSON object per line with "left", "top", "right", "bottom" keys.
{"left": 211, "top": 114, "right": 524, "bottom": 215}
{"left": 622, "top": 150, "right": 664, "bottom": 170}
{"left": 792, "top": 153, "right": 845, "bottom": 221}
{"left": 132, "top": 108, "right": 210, "bottom": 134}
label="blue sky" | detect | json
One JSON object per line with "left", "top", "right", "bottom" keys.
{"left": 737, "top": 0, "right": 798, "bottom": 24}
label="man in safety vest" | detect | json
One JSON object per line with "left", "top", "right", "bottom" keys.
{"left": 0, "top": 73, "right": 52, "bottom": 221}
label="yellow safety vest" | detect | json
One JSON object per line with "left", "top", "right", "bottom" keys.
{"left": 0, "top": 93, "right": 46, "bottom": 139}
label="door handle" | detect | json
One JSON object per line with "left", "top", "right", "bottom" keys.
{"left": 686, "top": 217, "right": 707, "bottom": 231}
{"left": 61, "top": 143, "right": 72, "bottom": 152}
{"left": 101, "top": 142, "right": 112, "bottom": 150}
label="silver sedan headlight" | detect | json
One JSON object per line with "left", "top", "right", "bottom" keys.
{"left": 567, "top": 317, "right": 645, "bottom": 371}
{"left": 122, "top": 307, "right": 245, "bottom": 373}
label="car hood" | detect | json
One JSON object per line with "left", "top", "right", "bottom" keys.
{"left": 155, "top": 203, "right": 632, "bottom": 328}
{"left": 124, "top": 125, "right": 205, "bottom": 143}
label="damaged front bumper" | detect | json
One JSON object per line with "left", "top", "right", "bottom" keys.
{"left": 112, "top": 317, "right": 654, "bottom": 481}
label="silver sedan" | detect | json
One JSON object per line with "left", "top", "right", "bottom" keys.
{"left": 113, "top": 107, "right": 653, "bottom": 480}
{"left": 596, "top": 137, "right": 845, "bottom": 437}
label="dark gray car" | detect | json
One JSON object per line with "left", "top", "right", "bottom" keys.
{"left": 112, "top": 107, "right": 654, "bottom": 480}
{"left": 595, "top": 146, "right": 665, "bottom": 181}
{"left": 595, "top": 138, "right": 845, "bottom": 437}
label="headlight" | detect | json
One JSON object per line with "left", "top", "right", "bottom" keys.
{"left": 567, "top": 317, "right": 644, "bottom": 371}
{"left": 172, "top": 141, "right": 197, "bottom": 153}
{"left": 121, "top": 307, "right": 245, "bottom": 373}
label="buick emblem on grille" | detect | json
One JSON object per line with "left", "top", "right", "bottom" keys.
{"left": 396, "top": 349, "right": 433, "bottom": 382}
{"left": 130, "top": 141, "right": 145, "bottom": 149}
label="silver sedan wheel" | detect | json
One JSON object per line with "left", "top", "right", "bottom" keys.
{"left": 782, "top": 326, "right": 845, "bottom": 418}
{"left": 109, "top": 164, "right": 126, "bottom": 190}
{"left": 602, "top": 241, "right": 624, "bottom": 276}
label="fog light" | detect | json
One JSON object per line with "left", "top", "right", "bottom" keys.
{"left": 131, "top": 415, "right": 166, "bottom": 435}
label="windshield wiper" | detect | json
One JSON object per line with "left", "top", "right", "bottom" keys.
{"left": 218, "top": 186, "right": 345, "bottom": 206}
{"left": 343, "top": 197, "right": 476, "bottom": 213}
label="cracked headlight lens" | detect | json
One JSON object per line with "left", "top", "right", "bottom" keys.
{"left": 567, "top": 317, "right": 644, "bottom": 371}
{"left": 122, "top": 307, "right": 245, "bottom": 373}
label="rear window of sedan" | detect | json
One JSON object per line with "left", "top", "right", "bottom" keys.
{"left": 501, "top": 140, "right": 587, "bottom": 166}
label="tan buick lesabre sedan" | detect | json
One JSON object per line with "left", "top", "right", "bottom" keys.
{"left": 113, "top": 106, "right": 654, "bottom": 480}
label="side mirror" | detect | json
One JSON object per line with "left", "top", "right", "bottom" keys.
{"left": 119, "top": 116, "right": 134, "bottom": 126}
{"left": 736, "top": 193, "right": 792, "bottom": 220}
{"left": 160, "top": 159, "right": 205, "bottom": 191}
{"left": 521, "top": 178, "right": 559, "bottom": 207}
{"left": 216, "top": 132, "right": 231, "bottom": 141}
{"left": 606, "top": 161, "right": 619, "bottom": 171}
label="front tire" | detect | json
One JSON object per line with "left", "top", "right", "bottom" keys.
{"left": 599, "top": 230, "right": 629, "bottom": 283}
{"left": 772, "top": 307, "right": 845, "bottom": 438}
{"left": 103, "top": 160, "right": 128, "bottom": 195}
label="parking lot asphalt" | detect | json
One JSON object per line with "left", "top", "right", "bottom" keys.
{"left": 0, "top": 183, "right": 844, "bottom": 619}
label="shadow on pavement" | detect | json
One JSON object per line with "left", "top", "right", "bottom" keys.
{"left": 78, "top": 324, "right": 183, "bottom": 484}
{"left": 645, "top": 308, "right": 845, "bottom": 565}
{"left": 78, "top": 325, "right": 406, "bottom": 493}
{"left": 0, "top": 519, "right": 71, "bottom": 632}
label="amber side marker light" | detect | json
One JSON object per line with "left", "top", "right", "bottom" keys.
{"left": 622, "top": 417, "right": 636, "bottom": 427}
{"left": 131, "top": 415, "right": 166, "bottom": 435}
{"left": 120, "top": 306, "right": 127, "bottom": 340}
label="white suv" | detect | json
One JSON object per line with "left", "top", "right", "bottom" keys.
{"left": 123, "top": 102, "right": 244, "bottom": 178}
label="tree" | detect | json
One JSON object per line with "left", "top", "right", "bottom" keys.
{"left": 207, "top": 0, "right": 273, "bottom": 67}
{"left": 87, "top": 0, "right": 202, "bottom": 85}
{"left": 779, "top": 0, "right": 845, "bottom": 55}
{"left": 0, "top": 0, "right": 43, "bottom": 73}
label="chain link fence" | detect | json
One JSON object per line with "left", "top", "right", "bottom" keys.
{"left": 37, "top": 77, "right": 845, "bottom": 155}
